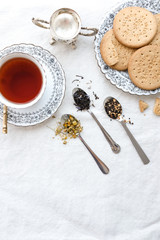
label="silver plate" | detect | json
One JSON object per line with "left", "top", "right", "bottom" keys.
{"left": 0, "top": 43, "right": 65, "bottom": 126}
{"left": 94, "top": 0, "right": 160, "bottom": 95}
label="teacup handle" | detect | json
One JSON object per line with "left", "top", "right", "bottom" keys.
{"left": 32, "top": 18, "right": 50, "bottom": 29}
{"left": 79, "top": 27, "right": 98, "bottom": 37}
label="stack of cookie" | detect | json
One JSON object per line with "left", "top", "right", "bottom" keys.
{"left": 100, "top": 7, "right": 160, "bottom": 91}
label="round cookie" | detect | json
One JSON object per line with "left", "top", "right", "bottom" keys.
{"left": 128, "top": 45, "right": 160, "bottom": 90}
{"left": 113, "top": 7, "right": 157, "bottom": 48}
{"left": 155, "top": 14, "right": 160, "bottom": 32}
{"left": 100, "top": 30, "right": 119, "bottom": 67}
{"left": 100, "top": 29, "right": 135, "bottom": 71}
{"left": 150, "top": 14, "right": 160, "bottom": 45}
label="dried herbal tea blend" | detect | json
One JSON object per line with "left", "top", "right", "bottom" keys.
{"left": 104, "top": 98, "right": 122, "bottom": 119}
{"left": 73, "top": 89, "right": 90, "bottom": 110}
{"left": 55, "top": 115, "right": 83, "bottom": 144}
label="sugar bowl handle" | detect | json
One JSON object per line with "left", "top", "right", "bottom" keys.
{"left": 79, "top": 27, "right": 98, "bottom": 36}
{"left": 32, "top": 18, "right": 50, "bottom": 29}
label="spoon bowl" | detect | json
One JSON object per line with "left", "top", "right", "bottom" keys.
{"left": 104, "top": 97, "right": 122, "bottom": 120}
{"left": 72, "top": 87, "right": 90, "bottom": 110}
{"left": 72, "top": 87, "right": 82, "bottom": 96}
{"left": 61, "top": 114, "right": 74, "bottom": 126}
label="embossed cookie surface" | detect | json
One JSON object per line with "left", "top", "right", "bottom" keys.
{"left": 150, "top": 14, "right": 160, "bottom": 45}
{"left": 113, "top": 7, "right": 157, "bottom": 48}
{"left": 128, "top": 46, "right": 160, "bottom": 90}
{"left": 100, "top": 29, "right": 135, "bottom": 70}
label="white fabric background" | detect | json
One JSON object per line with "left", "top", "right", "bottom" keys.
{"left": 0, "top": 0, "right": 160, "bottom": 239}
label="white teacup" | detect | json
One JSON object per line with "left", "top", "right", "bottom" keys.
{"left": 0, "top": 53, "right": 46, "bottom": 109}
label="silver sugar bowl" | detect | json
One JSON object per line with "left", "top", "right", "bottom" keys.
{"left": 32, "top": 8, "right": 98, "bottom": 48}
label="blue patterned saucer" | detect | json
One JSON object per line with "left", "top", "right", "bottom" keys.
{"left": 0, "top": 44, "right": 65, "bottom": 126}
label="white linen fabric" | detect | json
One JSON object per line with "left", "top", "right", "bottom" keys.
{"left": 0, "top": 0, "right": 160, "bottom": 239}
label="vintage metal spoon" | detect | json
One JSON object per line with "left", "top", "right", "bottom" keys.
{"left": 72, "top": 88, "right": 120, "bottom": 154}
{"left": 2, "top": 104, "right": 7, "bottom": 134}
{"left": 104, "top": 97, "right": 150, "bottom": 165}
{"left": 61, "top": 114, "right": 109, "bottom": 174}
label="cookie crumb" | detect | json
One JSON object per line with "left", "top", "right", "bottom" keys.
{"left": 153, "top": 98, "right": 160, "bottom": 116}
{"left": 139, "top": 100, "right": 149, "bottom": 113}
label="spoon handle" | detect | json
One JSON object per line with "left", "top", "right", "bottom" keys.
{"left": 2, "top": 105, "right": 7, "bottom": 134}
{"left": 88, "top": 111, "right": 120, "bottom": 154}
{"left": 78, "top": 134, "right": 109, "bottom": 174}
{"left": 120, "top": 121, "right": 150, "bottom": 165}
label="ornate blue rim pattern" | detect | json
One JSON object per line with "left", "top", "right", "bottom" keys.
{"left": 94, "top": 0, "right": 160, "bottom": 95}
{"left": 0, "top": 44, "right": 66, "bottom": 126}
